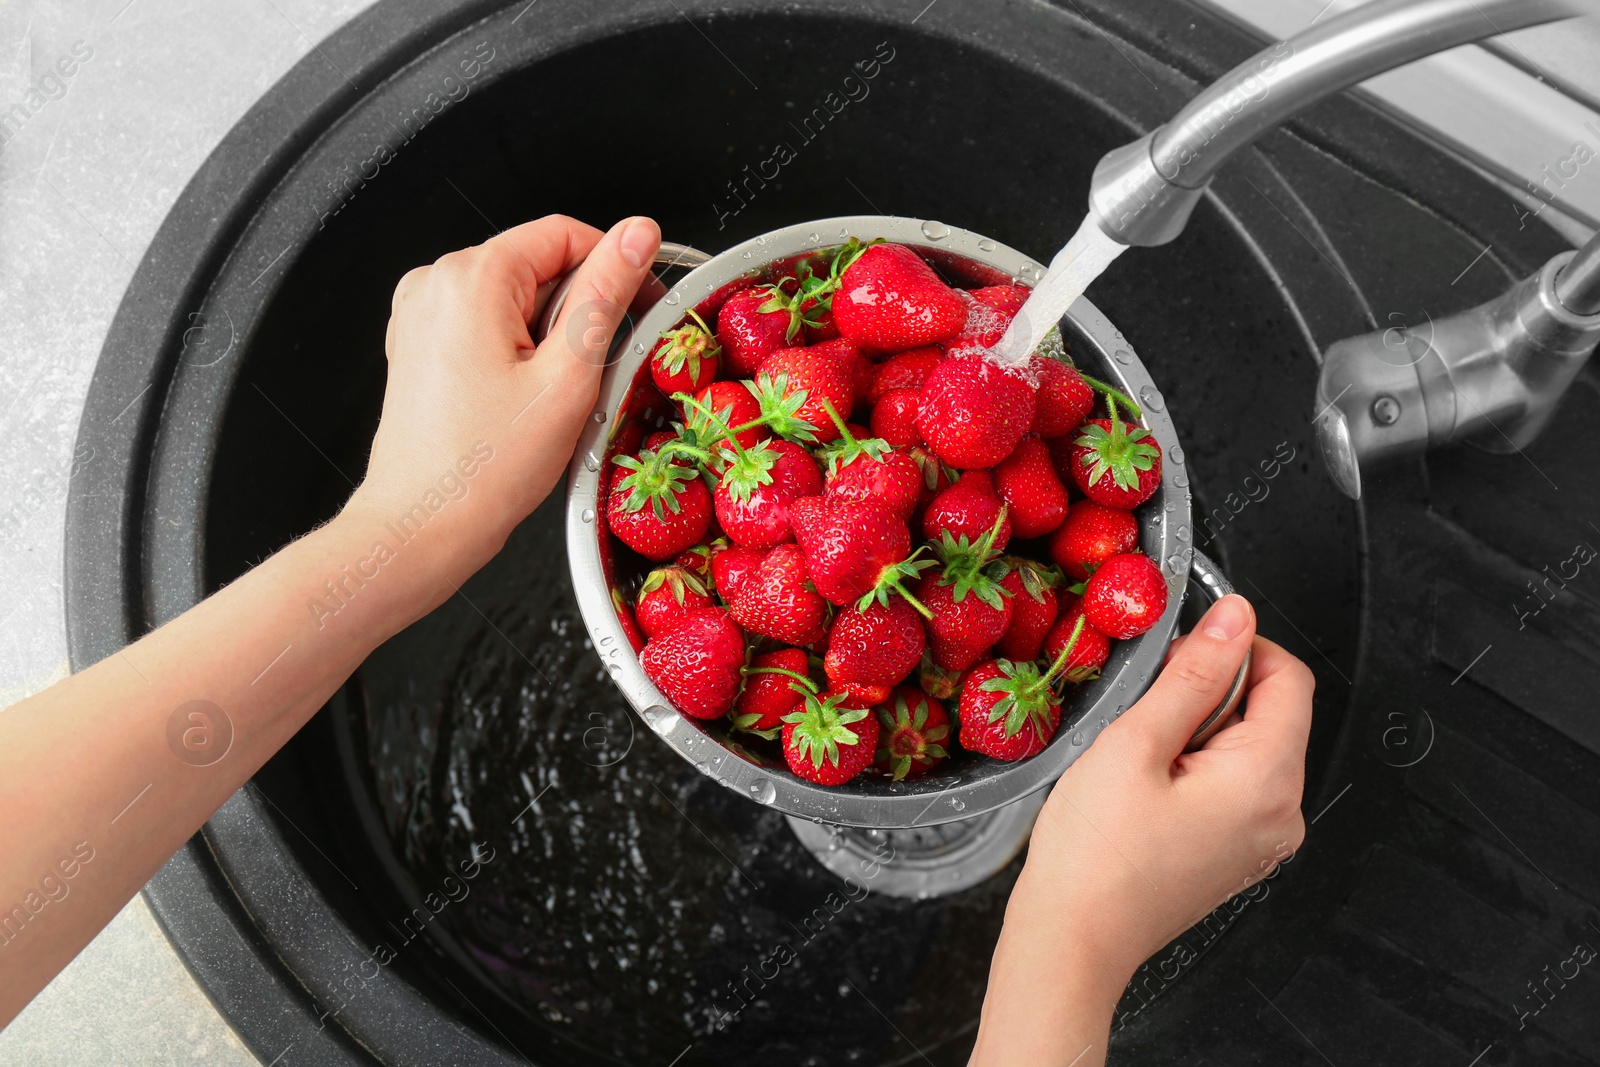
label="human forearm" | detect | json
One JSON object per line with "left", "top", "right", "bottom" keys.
{"left": 0, "top": 503, "right": 450, "bottom": 1024}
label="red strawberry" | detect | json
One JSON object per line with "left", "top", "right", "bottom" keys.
{"left": 734, "top": 648, "right": 814, "bottom": 734}
{"left": 613, "top": 587, "right": 647, "bottom": 653}
{"left": 944, "top": 289, "right": 1014, "bottom": 353}
{"left": 710, "top": 543, "right": 765, "bottom": 604}
{"left": 869, "top": 388, "right": 923, "bottom": 448}
{"left": 991, "top": 557, "right": 1061, "bottom": 662}
{"left": 816, "top": 414, "right": 921, "bottom": 523}
{"left": 713, "top": 438, "right": 823, "bottom": 549}
{"left": 993, "top": 435, "right": 1069, "bottom": 539}
{"left": 1081, "top": 553, "right": 1167, "bottom": 639}
{"left": 907, "top": 444, "right": 957, "bottom": 510}
{"left": 607, "top": 449, "right": 713, "bottom": 561}
{"left": 782, "top": 689, "right": 881, "bottom": 786}
{"left": 916, "top": 519, "right": 1013, "bottom": 672}
{"left": 1044, "top": 601, "right": 1111, "bottom": 683}
{"left": 969, "top": 285, "right": 1029, "bottom": 317}
{"left": 917, "top": 354, "right": 1037, "bottom": 469}
{"left": 788, "top": 495, "right": 930, "bottom": 609}
{"left": 730, "top": 543, "right": 830, "bottom": 646}
{"left": 1049, "top": 501, "right": 1139, "bottom": 581}
{"left": 649, "top": 309, "right": 721, "bottom": 397}
{"left": 922, "top": 469, "right": 1011, "bottom": 552}
{"left": 752, "top": 345, "right": 856, "bottom": 444}
{"left": 867, "top": 346, "right": 945, "bottom": 404}
{"left": 1028, "top": 356, "right": 1094, "bottom": 438}
{"left": 716, "top": 284, "right": 800, "bottom": 378}
{"left": 958, "top": 614, "right": 1092, "bottom": 760}
{"left": 1065, "top": 407, "right": 1162, "bottom": 509}
{"left": 823, "top": 596, "right": 926, "bottom": 702}
{"left": 674, "top": 542, "right": 719, "bottom": 582}
{"left": 874, "top": 687, "right": 951, "bottom": 781}
{"left": 640, "top": 608, "right": 746, "bottom": 720}
{"left": 833, "top": 243, "right": 966, "bottom": 351}
{"left": 918, "top": 653, "right": 966, "bottom": 700}
{"left": 687, "top": 381, "right": 767, "bottom": 452}
{"left": 635, "top": 565, "right": 715, "bottom": 639}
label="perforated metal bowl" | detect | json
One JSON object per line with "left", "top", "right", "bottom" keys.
{"left": 564, "top": 216, "right": 1239, "bottom": 829}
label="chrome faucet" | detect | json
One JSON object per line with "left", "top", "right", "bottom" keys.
{"left": 1083, "top": 0, "right": 1598, "bottom": 498}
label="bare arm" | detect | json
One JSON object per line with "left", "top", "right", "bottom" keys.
{"left": 0, "top": 213, "right": 663, "bottom": 1026}
{"left": 971, "top": 597, "right": 1315, "bottom": 1065}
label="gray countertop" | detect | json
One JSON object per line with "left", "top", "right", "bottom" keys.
{"left": 0, "top": 1, "right": 1595, "bottom": 1064}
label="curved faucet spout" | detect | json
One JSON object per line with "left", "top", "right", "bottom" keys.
{"left": 1088, "top": 0, "right": 1585, "bottom": 247}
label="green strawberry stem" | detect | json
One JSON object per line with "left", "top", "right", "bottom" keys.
{"left": 859, "top": 547, "right": 935, "bottom": 618}
{"left": 816, "top": 399, "right": 890, "bottom": 475}
{"left": 747, "top": 373, "right": 821, "bottom": 443}
{"left": 1078, "top": 373, "right": 1143, "bottom": 419}
{"left": 744, "top": 665, "right": 820, "bottom": 695}
{"left": 612, "top": 448, "right": 696, "bottom": 518}
{"left": 1035, "top": 614, "right": 1088, "bottom": 691}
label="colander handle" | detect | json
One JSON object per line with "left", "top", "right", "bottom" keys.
{"left": 533, "top": 241, "right": 713, "bottom": 344}
{"left": 1182, "top": 547, "right": 1252, "bottom": 752}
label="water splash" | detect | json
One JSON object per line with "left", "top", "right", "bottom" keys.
{"left": 991, "top": 215, "right": 1128, "bottom": 366}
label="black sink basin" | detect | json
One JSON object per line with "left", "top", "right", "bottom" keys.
{"left": 66, "top": 0, "right": 1600, "bottom": 1064}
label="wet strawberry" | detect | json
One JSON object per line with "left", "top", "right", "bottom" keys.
{"left": 753, "top": 345, "right": 856, "bottom": 444}
{"left": 1028, "top": 356, "right": 1094, "bottom": 438}
{"left": 907, "top": 444, "right": 957, "bottom": 510}
{"left": 944, "top": 289, "right": 1014, "bottom": 353}
{"left": 782, "top": 689, "right": 881, "bottom": 786}
{"left": 607, "top": 448, "right": 713, "bottom": 561}
{"left": 635, "top": 565, "right": 715, "bottom": 640}
{"left": 713, "top": 438, "right": 823, "bottom": 549}
{"left": 734, "top": 648, "right": 814, "bottom": 734}
{"left": 922, "top": 469, "right": 1011, "bottom": 552}
{"left": 687, "top": 381, "right": 767, "bottom": 452}
{"left": 1065, "top": 404, "right": 1162, "bottom": 509}
{"left": 869, "top": 388, "right": 923, "bottom": 448}
{"left": 674, "top": 541, "right": 719, "bottom": 582}
{"left": 969, "top": 284, "right": 1030, "bottom": 317}
{"left": 916, "top": 519, "right": 1013, "bottom": 672}
{"left": 817, "top": 410, "right": 921, "bottom": 523}
{"left": 874, "top": 687, "right": 951, "bottom": 781}
{"left": 991, "top": 556, "right": 1061, "bottom": 662}
{"left": 823, "top": 596, "right": 926, "bottom": 701}
{"left": 710, "top": 543, "right": 765, "bottom": 604}
{"left": 917, "top": 354, "right": 1037, "bottom": 469}
{"left": 867, "top": 346, "right": 945, "bottom": 404}
{"left": 640, "top": 608, "right": 746, "bottom": 720}
{"left": 716, "top": 284, "right": 800, "bottom": 378}
{"left": 788, "top": 495, "right": 931, "bottom": 609}
{"left": 730, "top": 543, "right": 830, "bottom": 646}
{"left": 1044, "top": 601, "right": 1111, "bottom": 683}
{"left": 918, "top": 653, "right": 966, "bottom": 701}
{"left": 1081, "top": 553, "right": 1167, "bottom": 639}
{"left": 994, "top": 435, "right": 1069, "bottom": 539}
{"left": 958, "top": 614, "right": 1091, "bottom": 760}
{"left": 1049, "top": 500, "right": 1139, "bottom": 581}
{"left": 833, "top": 243, "right": 967, "bottom": 350}
{"left": 649, "top": 309, "right": 721, "bottom": 397}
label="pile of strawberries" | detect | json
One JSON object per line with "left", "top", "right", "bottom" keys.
{"left": 601, "top": 238, "right": 1167, "bottom": 788}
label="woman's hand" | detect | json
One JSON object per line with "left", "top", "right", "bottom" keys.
{"left": 347, "top": 213, "right": 662, "bottom": 591}
{"left": 971, "top": 594, "right": 1315, "bottom": 1066}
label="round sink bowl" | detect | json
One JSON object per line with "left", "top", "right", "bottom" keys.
{"left": 58, "top": 0, "right": 1412, "bottom": 1063}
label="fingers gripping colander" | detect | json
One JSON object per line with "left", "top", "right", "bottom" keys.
{"left": 559, "top": 217, "right": 1246, "bottom": 834}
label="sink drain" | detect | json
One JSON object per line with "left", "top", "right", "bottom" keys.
{"left": 785, "top": 790, "right": 1047, "bottom": 899}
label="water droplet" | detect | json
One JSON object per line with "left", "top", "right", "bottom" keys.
{"left": 607, "top": 662, "right": 622, "bottom": 676}
{"left": 632, "top": 342, "right": 646, "bottom": 354}
{"left": 1112, "top": 348, "right": 1133, "bottom": 365}
{"left": 583, "top": 452, "right": 600, "bottom": 472}
{"left": 642, "top": 705, "right": 675, "bottom": 733}
{"left": 1170, "top": 444, "right": 1185, "bottom": 463}
{"left": 1165, "top": 552, "right": 1187, "bottom": 571}
{"left": 1138, "top": 385, "right": 1165, "bottom": 412}
{"left": 592, "top": 411, "right": 606, "bottom": 423}
{"left": 598, "top": 634, "right": 613, "bottom": 647}
{"left": 749, "top": 778, "right": 777, "bottom": 804}
{"left": 977, "top": 238, "right": 997, "bottom": 251}
{"left": 808, "top": 232, "right": 821, "bottom": 243}
{"left": 740, "top": 250, "right": 753, "bottom": 259}
{"left": 1175, "top": 525, "right": 1192, "bottom": 543}
{"left": 756, "top": 235, "right": 767, "bottom": 245}
{"left": 693, "top": 761, "right": 710, "bottom": 777}
{"left": 949, "top": 796, "right": 966, "bottom": 811}
{"left": 1070, "top": 732, "right": 1084, "bottom": 746}
{"left": 920, "top": 220, "right": 951, "bottom": 240}
{"left": 580, "top": 509, "right": 595, "bottom": 523}
{"left": 663, "top": 291, "right": 680, "bottom": 306}
{"left": 1172, "top": 471, "right": 1190, "bottom": 489}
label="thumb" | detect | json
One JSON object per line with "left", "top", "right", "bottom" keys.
{"left": 1111, "top": 593, "right": 1256, "bottom": 763}
{"left": 541, "top": 215, "right": 662, "bottom": 384}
